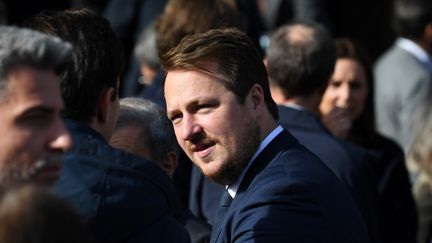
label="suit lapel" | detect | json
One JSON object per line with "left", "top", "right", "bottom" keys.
{"left": 237, "top": 129, "right": 296, "bottom": 195}
{"left": 210, "top": 129, "right": 298, "bottom": 243}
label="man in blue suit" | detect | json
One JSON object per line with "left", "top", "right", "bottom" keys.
{"left": 162, "top": 27, "right": 370, "bottom": 243}
{"left": 266, "top": 21, "right": 381, "bottom": 243}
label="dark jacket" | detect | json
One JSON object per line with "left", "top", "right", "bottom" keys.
{"left": 55, "top": 120, "right": 191, "bottom": 243}
{"left": 277, "top": 106, "right": 382, "bottom": 243}
{"left": 366, "top": 134, "right": 417, "bottom": 243}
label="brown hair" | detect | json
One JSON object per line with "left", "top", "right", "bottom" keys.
{"left": 155, "top": 0, "right": 246, "bottom": 57}
{"left": 162, "top": 28, "right": 278, "bottom": 120}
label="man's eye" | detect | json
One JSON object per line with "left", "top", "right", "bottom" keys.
{"left": 15, "top": 107, "right": 56, "bottom": 128}
{"left": 18, "top": 113, "right": 52, "bottom": 127}
{"left": 196, "top": 104, "right": 215, "bottom": 113}
{"left": 169, "top": 114, "right": 182, "bottom": 124}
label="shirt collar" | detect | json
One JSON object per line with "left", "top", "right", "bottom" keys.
{"left": 396, "top": 38, "right": 432, "bottom": 71}
{"left": 226, "top": 125, "right": 284, "bottom": 198}
{"left": 281, "top": 103, "right": 304, "bottom": 111}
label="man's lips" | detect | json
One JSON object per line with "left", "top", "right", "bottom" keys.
{"left": 191, "top": 143, "right": 215, "bottom": 158}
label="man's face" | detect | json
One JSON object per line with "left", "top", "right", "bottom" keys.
{"left": 0, "top": 66, "right": 72, "bottom": 186}
{"left": 164, "top": 67, "right": 261, "bottom": 185}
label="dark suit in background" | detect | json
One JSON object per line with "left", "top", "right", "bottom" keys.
{"left": 278, "top": 105, "right": 381, "bottom": 242}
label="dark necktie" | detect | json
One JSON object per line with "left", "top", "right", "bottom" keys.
{"left": 213, "top": 190, "right": 233, "bottom": 228}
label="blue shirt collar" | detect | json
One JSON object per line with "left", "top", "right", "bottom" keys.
{"left": 227, "top": 125, "right": 284, "bottom": 198}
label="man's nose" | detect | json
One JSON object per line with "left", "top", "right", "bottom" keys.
{"left": 50, "top": 122, "right": 73, "bottom": 152}
{"left": 181, "top": 115, "right": 202, "bottom": 141}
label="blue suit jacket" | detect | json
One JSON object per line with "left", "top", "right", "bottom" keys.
{"left": 210, "top": 128, "right": 370, "bottom": 243}
{"left": 278, "top": 106, "right": 381, "bottom": 243}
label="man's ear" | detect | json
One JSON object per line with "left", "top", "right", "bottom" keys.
{"left": 96, "top": 87, "right": 116, "bottom": 124}
{"left": 249, "top": 83, "right": 265, "bottom": 111}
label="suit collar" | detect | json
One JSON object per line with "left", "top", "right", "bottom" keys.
{"left": 236, "top": 129, "right": 296, "bottom": 194}
{"left": 227, "top": 125, "right": 283, "bottom": 198}
{"left": 277, "top": 105, "right": 331, "bottom": 134}
{"left": 210, "top": 129, "right": 299, "bottom": 243}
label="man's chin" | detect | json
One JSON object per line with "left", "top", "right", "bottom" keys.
{"left": 202, "top": 161, "right": 243, "bottom": 186}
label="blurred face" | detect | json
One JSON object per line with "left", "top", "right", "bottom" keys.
{"left": 0, "top": 66, "right": 72, "bottom": 186}
{"left": 320, "top": 58, "right": 369, "bottom": 121}
{"left": 164, "top": 66, "right": 261, "bottom": 185}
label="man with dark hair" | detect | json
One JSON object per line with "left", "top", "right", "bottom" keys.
{"left": 162, "top": 27, "right": 370, "bottom": 243}
{"left": 266, "top": 21, "right": 381, "bottom": 243}
{"left": 0, "top": 26, "right": 72, "bottom": 186}
{"left": 374, "top": 0, "right": 432, "bottom": 153}
{"left": 26, "top": 9, "right": 190, "bottom": 243}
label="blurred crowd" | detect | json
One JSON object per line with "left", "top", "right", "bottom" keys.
{"left": 0, "top": 0, "right": 431, "bottom": 243}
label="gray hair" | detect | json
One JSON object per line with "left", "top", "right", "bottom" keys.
{"left": 0, "top": 26, "right": 72, "bottom": 99}
{"left": 133, "top": 25, "right": 160, "bottom": 70}
{"left": 116, "top": 97, "right": 179, "bottom": 165}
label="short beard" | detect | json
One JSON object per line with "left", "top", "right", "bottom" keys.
{"left": 208, "top": 120, "right": 261, "bottom": 185}
{"left": 0, "top": 155, "right": 62, "bottom": 187}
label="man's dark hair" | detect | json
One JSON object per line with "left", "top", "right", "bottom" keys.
{"left": 25, "top": 9, "right": 124, "bottom": 122}
{"left": 161, "top": 28, "right": 278, "bottom": 120}
{"left": 393, "top": 0, "right": 432, "bottom": 39}
{"left": 266, "top": 21, "right": 336, "bottom": 98}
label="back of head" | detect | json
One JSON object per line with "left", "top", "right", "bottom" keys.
{"left": 162, "top": 27, "right": 278, "bottom": 120}
{"left": 0, "top": 26, "right": 72, "bottom": 99}
{"left": 25, "top": 9, "right": 124, "bottom": 123}
{"left": 266, "top": 21, "right": 336, "bottom": 98}
{"left": 393, "top": 0, "right": 432, "bottom": 39}
{"left": 116, "top": 97, "right": 179, "bottom": 164}
{"left": 0, "top": 185, "right": 93, "bottom": 243}
{"left": 155, "top": 0, "right": 246, "bottom": 56}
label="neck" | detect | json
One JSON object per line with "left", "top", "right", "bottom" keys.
{"left": 277, "top": 96, "right": 321, "bottom": 116}
{"left": 270, "top": 84, "right": 321, "bottom": 116}
{"left": 90, "top": 119, "right": 111, "bottom": 142}
{"left": 260, "top": 116, "right": 278, "bottom": 140}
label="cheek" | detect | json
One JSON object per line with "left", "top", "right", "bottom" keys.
{"left": 321, "top": 90, "right": 337, "bottom": 114}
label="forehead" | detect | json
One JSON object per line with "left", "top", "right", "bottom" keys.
{"left": 334, "top": 58, "right": 367, "bottom": 78}
{"left": 165, "top": 68, "right": 227, "bottom": 96}
{"left": 0, "top": 66, "right": 62, "bottom": 112}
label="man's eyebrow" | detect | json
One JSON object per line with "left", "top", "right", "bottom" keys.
{"left": 15, "top": 105, "right": 56, "bottom": 120}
